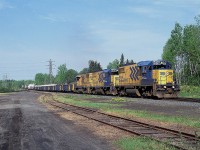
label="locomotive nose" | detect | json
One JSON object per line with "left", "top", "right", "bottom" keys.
{"left": 167, "top": 88, "right": 173, "bottom": 94}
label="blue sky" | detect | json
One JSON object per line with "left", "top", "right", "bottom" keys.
{"left": 0, "top": 0, "right": 199, "bottom": 80}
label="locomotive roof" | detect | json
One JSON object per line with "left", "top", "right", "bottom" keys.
{"left": 137, "top": 60, "right": 170, "bottom": 66}
{"left": 137, "top": 61, "right": 152, "bottom": 66}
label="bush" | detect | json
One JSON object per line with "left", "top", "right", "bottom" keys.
{"left": 180, "top": 85, "right": 200, "bottom": 98}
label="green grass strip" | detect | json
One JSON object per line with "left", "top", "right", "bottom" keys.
{"left": 55, "top": 95, "right": 200, "bottom": 128}
{"left": 115, "top": 137, "right": 176, "bottom": 150}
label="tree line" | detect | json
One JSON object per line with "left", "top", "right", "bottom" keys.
{"left": 162, "top": 15, "right": 200, "bottom": 86}
{"left": 107, "top": 53, "right": 134, "bottom": 70}
{"left": 0, "top": 80, "right": 33, "bottom": 92}
{"left": 35, "top": 54, "right": 134, "bottom": 85}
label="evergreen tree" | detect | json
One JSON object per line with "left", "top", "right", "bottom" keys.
{"left": 130, "top": 60, "right": 134, "bottom": 64}
{"left": 88, "top": 60, "right": 102, "bottom": 73}
{"left": 119, "top": 53, "right": 125, "bottom": 67}
{"left": 126, "top": 59, "right": 129, "bottom": 65}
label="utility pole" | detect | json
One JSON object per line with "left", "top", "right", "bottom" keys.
{"left": 47, "top": 59, "right": 55, "bottom": 84}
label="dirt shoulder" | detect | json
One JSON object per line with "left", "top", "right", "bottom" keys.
{"left": 0, "top": 91, "right": 115, "bottom": 150}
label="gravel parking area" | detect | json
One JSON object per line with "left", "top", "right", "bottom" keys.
{"left": 0, "top": 91, "right": 112, "bottom": 150}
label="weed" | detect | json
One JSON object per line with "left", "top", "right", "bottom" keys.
{"left": 115, "top": 137, "right": 175, "bottom": 150}
{"left": 111, "top": 97, "right": 126, "bottom": 102}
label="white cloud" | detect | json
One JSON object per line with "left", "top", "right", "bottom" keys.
{"left": 0, "top": 0, "right": 14, "bottom": 10}
{"left": 89, "top": 28, "right": 167, "bottom": 67}
{"left": 126, "top": 0, "right": 200, "bottom": 19}
{"left": 40, "top": 14, "right": 70, "bottom": 23}
{"left": 153, "top": 0, "right": 200, "bottom": 8}
{"left": 127, "top": 6, "right": 161, "bottom": 18}
{"left": 128, "top": 6, "right": 157, "bottom": 15}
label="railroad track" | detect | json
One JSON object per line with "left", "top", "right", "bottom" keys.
{"left": 36, "top": 90, "right": 200, "bottom": 104}
{"left": 158, "top": 97, "right": 200, "bottom": 103}
{"left": 44, "top": 95, "right": 200, "bottom": 150}
{"left": 174, "top": 97, "right": 200, "bottom": 103}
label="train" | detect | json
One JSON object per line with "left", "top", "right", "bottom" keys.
{"left": 34, "top": 60, "right": 180, "bottom": 98}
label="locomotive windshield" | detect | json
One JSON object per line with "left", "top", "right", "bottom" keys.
{"left": 153, "top": 64, "right": 172, "bottom": 69}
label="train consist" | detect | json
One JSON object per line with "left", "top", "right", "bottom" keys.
{"left": 34, "top": 60, "right": 180, "bottom": 98}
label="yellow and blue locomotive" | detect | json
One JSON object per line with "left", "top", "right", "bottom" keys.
{"left": 75, "top": 60, "right": 179, "bottom": 98}
{"left": 34, "top": 60, "right": 179, "bottom": 99}
{"left": 115, "top": 60, "right": 179, "bottom": 98}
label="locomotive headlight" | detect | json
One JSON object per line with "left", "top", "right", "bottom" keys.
{"left": 164, "top": 86, "right": 166, "bottom": 88}
{"left": 172, "top": 86, "right": 175, "bottom": 88}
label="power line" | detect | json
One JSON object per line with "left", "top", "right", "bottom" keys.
{"left": 47, "top": 59, "right": 55, "bottom": 84}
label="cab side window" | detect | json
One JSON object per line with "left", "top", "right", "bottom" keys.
{"left": 142, "top": 66, "right": 147, "bottom": 73}
{"left": 119, "top": 68, "right": 125, "bottom": 73}
{"left": 149, "top": 66, "right": 152, "bottom": 71}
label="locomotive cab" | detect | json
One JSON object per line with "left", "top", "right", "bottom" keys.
{"left": 152, "top": 60, "right": 179, "bottom": 98}
{"left": 137, "top": 60, "right": 179, "bottom": 98}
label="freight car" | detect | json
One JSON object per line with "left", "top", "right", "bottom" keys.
{"left": 34, "top": 60, "right": 179, "bottom": 98}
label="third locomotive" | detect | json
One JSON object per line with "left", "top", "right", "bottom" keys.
{"left": 35, "top": 60, "right": 180, "bottom": 99}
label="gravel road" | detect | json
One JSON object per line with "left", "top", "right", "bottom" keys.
{"left": 0, "top": 91, "right": 111, "bottom": 150}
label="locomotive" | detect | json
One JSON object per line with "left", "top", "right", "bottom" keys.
{"left": 34, "top": 60, "right": 180, "bottom": 98}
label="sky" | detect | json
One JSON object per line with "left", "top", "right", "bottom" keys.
{"left": 0, "top": 0, "right": 199, "bottom": 80}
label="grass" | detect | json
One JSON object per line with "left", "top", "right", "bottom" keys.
{"left": 54, "top": 94, "right": 200, "bottom": 128}
{"left": 111, "top": 97, "right": 126, "bottom": 102}
{"left": 54, "top": 94, "right": 200, "bottom": 149}
{"left": 105, "top": 108, "right": 200, "bottom": 128}
{"left": 0, "top": 93, "right": 7, "bottom": 95}
{"left": 55, "top": 94, "right": 122, "bottom": 109}
{"left": 115, "top": 137, "right": 176, "bottom": 150}
{"left": 179, "top": 85, "right": 200, "bottom": 99}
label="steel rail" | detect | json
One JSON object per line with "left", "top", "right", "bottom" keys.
{"left": 45, "top": 95, "right": 200, "bottom": 150}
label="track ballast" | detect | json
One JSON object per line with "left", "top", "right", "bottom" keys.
{"left": 45, "top": 95, "right": 200, "bottom": 150}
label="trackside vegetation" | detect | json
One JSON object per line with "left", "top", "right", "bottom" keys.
{"left": 180, "top": 86, "right": 200, "bottom": 99}
{"left": 0, "top": 80, "right": 33, "bottom": 92}
{"left": 162, "top": 15, "right": 200, "bottom": 86}
{"left": 115, "top": 137, "right": 175, "bottom": 150}
{"left": 54, "top": 94, "right": 200, "bottom": 128}
{"left": 53, "top": 94, "right": 198, "bottom": 149}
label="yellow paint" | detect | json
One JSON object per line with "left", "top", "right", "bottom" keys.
{"left": 111, "top": 75, "right": 119, "bottom": 86}
{"left": 89, "top": 73, "right": 93, "bottom": 87}
{"left": 77, "top": 74, "right": 89, "bottom": 87}
{"left": 152, "top": 70, "right": 173, "bottom": 85}
{"left": 118, "top": 64, "right": 142, "bottom": 86}
{"left": 77, "top": 72, "right": 104, "bottom": 88}
{"left": 89, "top": 71, "right": 104, "bottom": 87}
